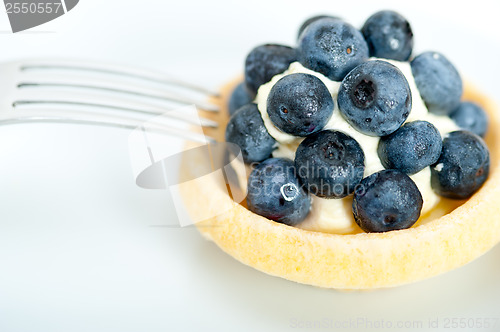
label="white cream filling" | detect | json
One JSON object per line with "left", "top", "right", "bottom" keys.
{"left": 254, "top": 60, "right": 459, "bottom": 234}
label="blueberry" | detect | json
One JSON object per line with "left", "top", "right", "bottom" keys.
{"left": 245, "top": 44, "right": 297, "bottom": 98}
{"left": 247, "top": 158, "right": 311, "bottom": 226}
{"left": 267, "top": 73, "right": 334, "bottom": 137}
{"left": 377, "top": 120, "right": 442, "bottom": 175}
{"left": 431, "top": 130, "right": 489, "bottom": 199}
{"left": 297, "top": 18, "right": 369, "bottom": 81}
{"left": 297, "top": 15, "right": 340, "bottom": 40}
{"left": 228, "top": 82, "right": 253, "bottom": 116}
{"left": 337, "top": 60, "right": 411, "bottom": 136}
{"left": 449, "top": 102, "right": 488, "bottom": 137}
{"left": 411, "top": 52, "right": 463, "bottom": 115}
{"left": 361, "top": 10, "right": 413, "bottom": 61}
{"left": 352, "top": 169, "right": 423, "bottom": 233}
{"left": 225, "top": 103, "right": 276, "bottom": 164}
{"left": 295, "top": 130, "right": 365, "bottom": 198}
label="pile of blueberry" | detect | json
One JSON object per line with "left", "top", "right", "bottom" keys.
{"left": 225, "top": 11, "right": 490, "bottom": 233}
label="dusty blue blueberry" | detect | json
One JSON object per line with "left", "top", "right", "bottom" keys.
{"left": 246, "top": 158, "right": 311, "bottom": 226}
{"left": 297, "top": 18, "right": 369, "bottom": 81}
{"left": 267, "top": 73, "right": 334, "bottom": 137}
{"left": 449, "top": 101, "right": 488, "bottom": 137}
{"left": 295, "top": 130, "right": 365, "bottom": 198}
{"left": 361, "top": 10, "right": 413, "bottom": 61}
{"left": 377, "top": 120, "right": 442, "bottom": 175}
{"left": 411, "top": 52, "right": 463, "bottom": 115}
{"left": 245, "top": 44, "right": 297, "bottom": 97}
{"left": 297, "top": 15, "right": 340, "bottom": 40}
{"left": 228, "top": 82, "right": 253, "bottom": 116}
{"left": 430, "top": 130, "right": 489, "bottom": 199}
{"left": 225, "top": 103, "right": 276, "bottom": 164}
{"left": 352, "top": 169, "right": 423, "bottom": 233}
{"left": 337, "top": 60, "right": 411, "bottom": 136}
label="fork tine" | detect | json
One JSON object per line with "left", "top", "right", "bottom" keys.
{"left": 16, "top": 72, "right": 220, "bottom": 112}
{"left": 0, "top": 59, "right": 222, "bottom": 143}
{"left": 1, "top": 108, "right": 214, "bottom": 144}
{"left": 11, "top": 89, "right": 219, "bottom": 128}
{"left": 18, "top": 58, "right": 220, "bottom": 97}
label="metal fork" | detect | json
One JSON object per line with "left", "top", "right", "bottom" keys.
{"left": 0, "top": 59, "right": 222, "bottom": 143}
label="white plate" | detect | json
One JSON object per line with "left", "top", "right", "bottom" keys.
{"left": 0, "top": 1, "right": 499, "bottom": 331}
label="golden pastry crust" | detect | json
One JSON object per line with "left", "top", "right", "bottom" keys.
{"left": 180, "top": 78, "right": 500, "bottom": 289}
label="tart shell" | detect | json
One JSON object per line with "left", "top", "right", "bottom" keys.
{"left": 180, "top": 78, "right": 500, "bottom": 289}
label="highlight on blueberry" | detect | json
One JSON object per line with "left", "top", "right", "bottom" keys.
{"left": 449, "top": 101, "right": 489, "bottom": 138}
{"left": 361, "top": 10, "right": 413, "bottom": 61}
{"left": 337, "top": 60, "right": 411, "bottom": 136}
{"left": 244, "top": 44, "right": 297, "bottom": 98}
{"left": 411, "top": 51, "right": 463, "bottom": 115}
{"left": 297, "top": 15, "right": 340, "bottom": 40}
{"left": 225, "top": 103, "right": 276, "bottom": 164}
{"left": 294, "top": 130, "right": 365, "bottom": 199}
{"left": 352, "top": 169, "right": 423, "bottom": 233}
{"left": 297, "top": 18, "right": 369, "bottom": 81}
{"left": 228, "top": 82, "right": 253, "bottom": 116}
{"left": 267, "top": 73, "right": 334, "bottom": 137}
{"left": 431, "top": 130, "right": 490, "bottom": 199}
{"left": 377, "top": 120, "right": 442, "bottom": 175}
{"left": 246, "top": 158, "right": 311, "bottom": 226}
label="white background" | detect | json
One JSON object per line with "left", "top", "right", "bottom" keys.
{"left": 0, "top": 0, "right": 500, "bottom": 331}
